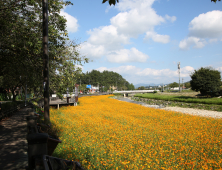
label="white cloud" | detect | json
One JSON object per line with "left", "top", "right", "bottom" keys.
{"left": 165, "top": 14, "right": 177, "bottom": 23}
{"left": 87, "top": 25, "right": 130, "bottom": 51}
{"left": 216, "top": 67, "right": 222, "bottom": 72}
{"left": 180, "top": 66, "right": 195, "bottom": 77}
{"left": 179, "top": 10, "right": 222, "bottom": 49}
{"left": 106, "top": 48, "right": 149, "bottom": 63}
{"left": 115, "top": 0, "right": 155, "bottom": 12}
{"left": 179, "top": 37, "right": 206, "bottom": 50}
{"left": 96, "top": 67, "right": 109, "bottom": 72}
{"left": 60, "top": 10, "right": 79, "bottom": 33}
{"left": 189, "top": 10, "right": 222, "bottom": 39}
{"left": 94, "top": 65, "right": 194, "bottom": 84}
{"left": 144, "top": 31, "right": 170, "bottom": 44}
{"left": 96, "top": 65, "right": 140, "bottom": 74}
{"left": 111, "top": 0, "right": 166, "bottom": 38}
{"left": 209, "top": 39, "right": 218, "bottom": 43}
{"left": 79, "top": 42, "right": 106, "bottom": 58}
{"left": 79, "top": 44, "right": 148, "bottom": 63}
{"left": 81, "top": 0, "right": 175, "bottom": 62}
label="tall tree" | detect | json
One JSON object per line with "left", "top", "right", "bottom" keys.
{"left": 169, "top": 82, "right": 179, "bottom": 88}
{"left": 190, "top": 67, "right": 221, "bottom": 96}
{"left": 0, "top": 0, "right": 87, "bottom": 101}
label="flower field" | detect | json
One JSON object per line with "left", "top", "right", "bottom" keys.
{"left": 51, "top": 95, "right": 222, "bottom": 169}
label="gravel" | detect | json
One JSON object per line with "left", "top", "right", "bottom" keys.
{"left": 159, "top": 107, "right": 222, "bottom": 119}
{"left": 113, "top": 96, "right": 222, "bottom": 119}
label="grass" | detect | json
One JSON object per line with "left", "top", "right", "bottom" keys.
{"left": 50, "top": 95, "right": 222, "bottom": 169}
{"left": 134, "top": 93, "right": 222, "bottom": 105}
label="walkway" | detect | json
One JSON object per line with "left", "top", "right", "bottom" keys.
{"left": 0, "top": 107, "right": 30, "bottom": 170}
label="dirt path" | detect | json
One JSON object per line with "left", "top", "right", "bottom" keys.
{"left": 160, "top": 106, "right": 222, "bottom": 119}
{"left": 0, "top": 107, "right": 30, "bottom": 170}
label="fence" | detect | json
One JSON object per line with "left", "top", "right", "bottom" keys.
{"left": 0, "top": 102, "right": 26, "bottom": 121}
{"left": 26, "top": 104, "right": 85, "bottom": 170}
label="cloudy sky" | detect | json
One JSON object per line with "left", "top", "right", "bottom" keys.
{"left": 61, "top": 0, "right": 222, "bottom": 86}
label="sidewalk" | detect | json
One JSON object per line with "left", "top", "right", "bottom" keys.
{"left": 0, "top": 107, "right": 30, "bottom": 170}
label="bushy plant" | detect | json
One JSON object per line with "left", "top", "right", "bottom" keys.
{"left": 0, "top": 93, "right": 8, "bottom": 101}
{"left": 190, "top": 67, "right": 221, "bottom": 96}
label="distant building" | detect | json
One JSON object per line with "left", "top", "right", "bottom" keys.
{"left": 91, "top": 85, "right": 99, "bottom": 93}
{"left": 107, "top": 85, "right": 117, "bottom": 90}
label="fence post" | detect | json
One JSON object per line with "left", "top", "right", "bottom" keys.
{"left": 27, "top": 133, "right": 49, "bottom": 170}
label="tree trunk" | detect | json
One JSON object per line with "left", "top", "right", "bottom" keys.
{"left": 12, "top": 89, "right": 16, "bottom": 102}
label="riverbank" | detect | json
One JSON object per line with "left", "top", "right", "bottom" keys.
{"left": 131, "top": 96, "right": 222, "bottom": 112}
{"left": 111, "top": 96, "right": 164, "bottom": 108}
{"left": 111, "top": 96, "right": 222, "bottom": 119}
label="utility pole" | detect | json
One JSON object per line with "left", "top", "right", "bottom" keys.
{"left": 43, "top": 0, "right": 49, "bottom": 123}
{"left": 89, "top": 79, "right": 90, "bottom": 93}
{"left": 182, "top": 78, "right": 184, "bottom": 91}
{"left": 178, "top": 62, "right": 181, "bottom": 92}
{"left": 116, "top": 81, "right": 117, "bottom": 91}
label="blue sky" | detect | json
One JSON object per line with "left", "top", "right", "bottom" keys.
{"left": 60, "top": 0, "right": 222, "bottom": 85}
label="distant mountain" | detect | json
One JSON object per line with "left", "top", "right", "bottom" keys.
{"left": 134, "top": 83, "right": 161, "bottom": 88}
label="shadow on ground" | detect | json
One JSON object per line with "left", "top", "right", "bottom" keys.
{"left": 0, "top": 108, "right": 29, "bottom": 170}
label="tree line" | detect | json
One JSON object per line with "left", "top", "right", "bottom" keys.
{"left": 76, "top": 70, "right": 135, "bottom": 92}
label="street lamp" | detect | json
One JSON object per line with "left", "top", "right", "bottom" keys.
{"left": 178, "top": 62, "right": 181, "bottom": 92}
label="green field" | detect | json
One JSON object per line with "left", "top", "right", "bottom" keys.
{"left": 134, "top": 93, "right": 222, "bottom": 105}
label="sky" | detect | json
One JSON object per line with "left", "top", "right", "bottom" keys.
{"left": 59, "top": 0, "right": 222, "bottom": 86}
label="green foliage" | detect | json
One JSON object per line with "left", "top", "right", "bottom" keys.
{"left": 102, "top": 0, "right": 119, "bottom": 6}
{"left": 0, "top": 93, "right": 8, "bottom": 101}
{"left": 211, "top": 0, "right": 221, "bottom": 2}
{"left": 76, "top": 70, "right": 134, "bottom": 91}
{"left": 190, "top": 67, "right": 221, "bottom": 96}
{"left": 135, "top": 93, "right": 222, "bottom": 105}
{"left": 0, "top": 0, "right": 88, "bottom": 101}
{"left": 138, "top": 86, "right": 145, "bottom": 90}
{"left": 169, "top": 82, "right": 179, "bottom": 88}
{"left": 184, "top": 82, "right": 191, "bottom": 89}
{"left": 113, "top": 93, "right": 123, "bottom": 96}
{"left": 153, "top": 90, "right": 158, "bottom": 94}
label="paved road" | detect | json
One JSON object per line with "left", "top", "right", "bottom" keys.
{"left": 0, "top": 107, "right": 30, "bottom": 170}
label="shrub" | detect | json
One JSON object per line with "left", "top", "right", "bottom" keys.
{"left": 190, "top": 67, "right": 221, "bottom": 96}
